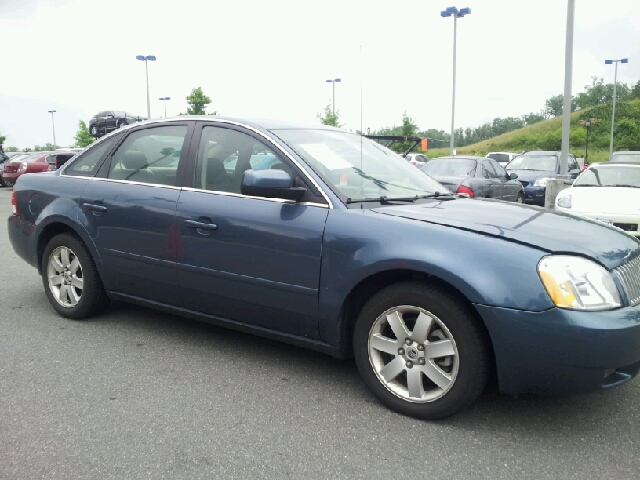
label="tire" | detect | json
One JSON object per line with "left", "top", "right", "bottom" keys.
{"left": 3, "top": 178, "right": 15, "bottom": 187}
{"left": 117, "top": 120, "right": 127, "bottom": 129}
{"left": 353, "top": 282, "right": 490, "bottom": 420}
{"left": 516, "top": 193, "right": 524, "bottom": 203}
{"left": 0, "top": 176, "right": 5, "bottom": 187}
{"left": 41, "top": 233, "right": 108, "bottom": 320}
{"left": 90, "top": 125, "right": 99, "bottom": 137}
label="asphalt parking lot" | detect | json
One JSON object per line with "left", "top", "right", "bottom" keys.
{"left": 1, "top": 186, "right": 639, "bottom": 480}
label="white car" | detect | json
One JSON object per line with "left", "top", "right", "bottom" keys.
{"left": 405, "top": 153, "right": 429, "bottom": 168}
{"left": 486, "top": 151, "right": 519, "bottom": 168}
{"left": 555, "top": 163, "right": 640, "bottom": 238}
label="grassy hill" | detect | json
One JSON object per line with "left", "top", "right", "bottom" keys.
{"left": 427, "top": 100, "right": 640, "bottom": 162}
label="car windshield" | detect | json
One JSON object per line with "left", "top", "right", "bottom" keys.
{"left": 507, "top": 155, "right": 557, "bottom": 171}
{"left": 574, "top": 166, "right": 640, "bottom": 188}
{"left": 272, "top": 129, "right": 446, "bottom": 200}
{"left": 422, "top": 158, "right": 476, "bottom": 177}
{"left": 610, "top": 152, "right": 640, "bottom": 163}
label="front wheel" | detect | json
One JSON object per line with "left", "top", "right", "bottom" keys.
{"left": 42, "top": 233, "right": 108, "bottom": 319}
{"left": 3, "top": 178, "right": 15, "bottom": 187}
{"left": 90, "top": 125, "right": 99, "bottom": 137}
{"left": 353, "top": 282, "right": 490, "bottom": 420}
{"left": 516, "top": 192, "right": 524, "bottom": 203}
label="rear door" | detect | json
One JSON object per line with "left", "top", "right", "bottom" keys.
{"left": 79, "top": 122, "right": 194, "bottom": 305}
{"left": 480, "top": 160, "right": 501, "bottom": 199}
{"left": 488, "top": 159, "right": 515, "bottom": 201}
{"left": 175, "top": 122, "right": 329, "bottom": 337}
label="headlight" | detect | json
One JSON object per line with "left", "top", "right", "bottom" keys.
{"left": 538, "top": 256, "right": 621, "bottom": 310}
{"left": 533, "top": 177, "right": 551, "bottom": 187}
{"left": 556, "top": 194, "right": 572, "bottom": 208}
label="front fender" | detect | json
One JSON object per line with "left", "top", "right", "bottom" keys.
{"left": 318, "top": 208, "right": 553, "bottom": 346}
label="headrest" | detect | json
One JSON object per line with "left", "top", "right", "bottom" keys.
{"left": 206, "top": 157, "right": 226, "bottom": 180}
{"left": 121, "top": 152, "right": 149, "bottom": 170}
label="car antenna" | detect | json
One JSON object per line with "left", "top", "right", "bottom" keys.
{"left": 360, "top": 44, "right": 364, "bottom": 201}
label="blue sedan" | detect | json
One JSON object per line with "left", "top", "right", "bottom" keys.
{"left": 8, "top": 117, "right": 640, "bottom": 419}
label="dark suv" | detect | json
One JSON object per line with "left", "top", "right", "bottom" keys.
{"left": 89, "top": 111, "right": 146, "bottom": 138}
{"left": 506, "top": 151, "right": 581, "bottom": 205}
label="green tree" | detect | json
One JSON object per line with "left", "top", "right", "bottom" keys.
{"left": 5, "top": 146, "right": 18, "bottom": 152}
{"left": 0, "top": 131, "right": 6, "bottom": 145}
{"left": 545, "top": 94, "right": 576, "bottom": 117}
{"left": 522, "top": 112, "right": 545, "bottom": 125}
{"left": 185, "top": 87, "right": 214, "bottom": 115}
{"left": 74, "top": 120, "right": 95, "bottom": 148}
{"left": 631, "top": 80, "right": 640, "bottom": 100}
{"left": 317, "top": 104, "right": 341, "bottom": 127}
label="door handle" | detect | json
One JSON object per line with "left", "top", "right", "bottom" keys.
{"left": 82, "top": 203, "right": 107, "bottom": 212}
{"left": 185, "top": 219, "right": 218, "bottom": 231}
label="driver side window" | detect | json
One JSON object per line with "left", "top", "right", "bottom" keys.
{"left": 195, "top": 126, "right": 293, "bottom": 194}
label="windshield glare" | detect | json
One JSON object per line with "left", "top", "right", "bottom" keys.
{"left": 422, "top": 158, "right": 477, "bottom": 177}
{"left": 507, "top": 155, "right": 557, "bottom": 171}
{"left": 575, "top": 166, "right": 640, "bottom": 187}
{"left": 272, "top": 129, "right": 446, "bottom": 199}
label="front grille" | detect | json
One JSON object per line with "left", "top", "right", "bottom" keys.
{"left": 614, "top": 223, "right": 638, "bottom": 232}
{"left": 519, "top": 180, "right": 529, "bottom": 187}
{"left": 614, "top": 254, "right": 640, "bottom": 306}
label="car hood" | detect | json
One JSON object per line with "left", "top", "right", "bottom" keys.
{"left": 371, "top": 199, "right": 639, "bottom": 269}
{"left": 507, "top": 169, "right": 556, "bottom": 183}
{"left": 563, "top": 187, "right": 640, "bottom": 215}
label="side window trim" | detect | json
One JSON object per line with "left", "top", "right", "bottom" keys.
{"left": 61, "top": 135, "right": 120, "bottom": 177}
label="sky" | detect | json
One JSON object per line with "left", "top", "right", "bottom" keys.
{"left": 1, "top": 0, "right": 639, "bottom": 149}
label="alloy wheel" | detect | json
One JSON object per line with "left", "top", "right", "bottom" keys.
{"left": 47, "top": 246, "right": 83, "bottom": 308}
{"left": 368, "top": 306, "right": 459, "bottom": 403}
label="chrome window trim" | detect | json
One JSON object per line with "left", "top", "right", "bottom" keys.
{"left": 61, "top": 117, "right": 334, "bottom": 208}
{"left": 58, "top": 175, "right": 328, "bottom": 208}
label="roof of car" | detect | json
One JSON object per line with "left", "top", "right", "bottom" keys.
{"left": 521, "top": 151, "right": 560, "bottom": 155}
{"left": 435, "top": 155, "right": 482, "bottom": 161}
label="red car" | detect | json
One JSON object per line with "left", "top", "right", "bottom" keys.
{"left": 1, "top": 152, "right": 53, "bottom": 187}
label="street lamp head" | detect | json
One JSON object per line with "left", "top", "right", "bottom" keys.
{"left": 165, "top": 96, "right": 170, "bottom": 100}
{"left": 136, "top": 55, "right": 146, "bottom": 61}
{"left": 48, "top": 110, "right": 56, "bottom": 114}
{"left": 605, "top": 59, "right": 613, "bottom": 64}
{"left": 440, "top": 9, "right": 452, "bottom": 17}
{"left": 334, "top": 78, "right": 341, "bottom": 83}
{"left": 458, "top": 7, "right": 471, "bottom": 16}
{"left": 446, "top": 6, "right": 458, "bottom": 14}
{"left": 146, "top": 55, "right": 156, "bottom": 61}
{"left": 621, "top": 58, "right": 628, "bottom": 64}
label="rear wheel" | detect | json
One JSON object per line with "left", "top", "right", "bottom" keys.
{"left": 117, "top": 120, "right": 127, "bottom": 129}
{"left": 353, "top": 282, "right": 490, "bottom": 420}
{"left": 516, "top": 193, "right": 524, "bottom": 203}
{"left": 42, "top": 233, "right": 107, "bottom": 320}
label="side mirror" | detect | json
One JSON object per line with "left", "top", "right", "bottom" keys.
{"left": 509, "top": 172, "right": 518, "bottom": 180}
{"left": 241, "top": 169, "right": 307, "bottom": 201}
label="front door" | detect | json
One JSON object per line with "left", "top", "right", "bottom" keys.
{"left": 175, "top": 123, "right": 329, "bottom": 338}
{"left": 80, "top": 123, "right": 192, "bottom": 305}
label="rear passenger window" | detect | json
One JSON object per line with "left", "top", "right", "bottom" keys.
{"left": 64, "top": 138, "right": 116, "bottom": 176}
{"left": 107, "top": 125, "right": 187, "bottom": 186}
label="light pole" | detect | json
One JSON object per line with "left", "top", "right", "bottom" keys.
{"left": 441, "top": 6, "right": 471, "bottom": 156}
{"left": 605, "top": 58, "right": 628, "bottom": 157}
{"left": 136, "top": 55, "right": 156, "bottom": 118}
{"left": 325, "top": 78, "right": 341, "bottom": 115}
{"left": 159, "top": 97, "right": 171, "bottom": 117}
{"left": 579, "top": 118, "right": 596, "bottom": 162}
{"left": 48, "top": 110, "right": 57, "bottom": 149}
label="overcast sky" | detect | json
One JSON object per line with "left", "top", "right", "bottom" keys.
{"left": 1, "top": 0, "right": 639, "bottom": 148}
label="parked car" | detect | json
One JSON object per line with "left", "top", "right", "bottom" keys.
{"left": 405, "top": 153, "right": 429, "bottom": 168}
{"left": 555, "top": 163, "right": 640, "bottom": 238}
{"left": 89, "top": 111, "right": 146, "bottom": 138}
{"left": 45, "top": 151, "right": 78, "bottom": 170}
{"left": 485, "top": 151, "right": 519, "bottom": 168}
{"left": 421, "top": 156, "right": 523, "bottom": 202}
{"left": 506, "top": 151, "right": 581, "bottom": 206}
{"left": 8, "top": 117, "right": 640, "bottom": 420}
{"left": 2, "top": 152, "right": 53, "bottom": 187}
{"left": 608, "top": 150, "right": 640, "bottom": 164}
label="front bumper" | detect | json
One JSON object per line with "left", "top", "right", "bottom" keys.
{"left": 523, "top": 185, "right": 546, "bottom": 205}
{"left": 475, "top": 303, "right": 640, "bottom": 395}
{"left": 2, "top": 171, "right": 21, "bottom": 183}
{"left": 555, "top": 208, "right": 640, "bottom": 238}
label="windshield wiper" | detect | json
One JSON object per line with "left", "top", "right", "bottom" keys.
{"left": 346, "top": 192, "right": 455, "bottom": 204}
{"left": 612, "top": 184, "right": 640, "bottom": 188}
